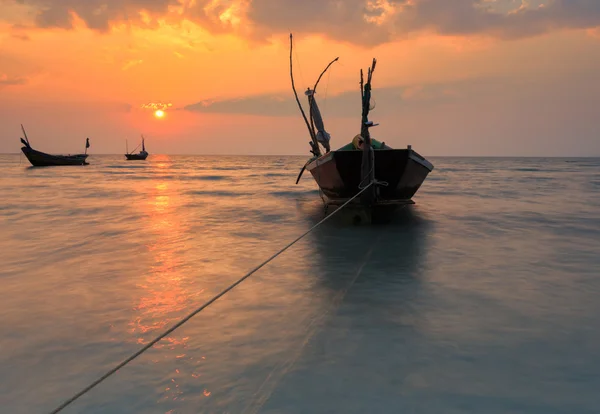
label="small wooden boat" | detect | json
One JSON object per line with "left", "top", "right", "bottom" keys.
{"left": 305, "top": 146, "right": 434, "bottom": 206}
{"left": 125, "top": 135, "right": 148, "bottom": 160}
{"left": 19, "top": 124, "right": 89, "bottom": 167}
{"left": 289, "top": 34, "right": 434, "bottom": 221}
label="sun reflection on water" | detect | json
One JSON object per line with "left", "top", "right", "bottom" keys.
{"left": 129, "top": 177, "right": 191, "bottom": 342}
{"left": 127, "top": 155, "right": 206, "bottom": 403}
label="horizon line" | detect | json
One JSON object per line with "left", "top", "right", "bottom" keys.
{"left": 2, "top": 152, "right": 600, "bottom": 158}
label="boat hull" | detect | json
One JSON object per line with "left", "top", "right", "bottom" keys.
{"left": 21, "top": 146, "right": 88, "bottom": 166}
{"left": 306, "top": 148, "right": 433, "bottom": 206}
{"left": 125, "top": 152, "right": 148, "bottom": 160}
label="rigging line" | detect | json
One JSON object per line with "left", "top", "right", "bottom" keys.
{"left": 242, "top": 233, "right": 381, "bottom": 414}
{"left": 130, "top": 143, "right": 141, "bottom": 154}
{"left": 47, "top": 182, "right": 375, "bottom": 414}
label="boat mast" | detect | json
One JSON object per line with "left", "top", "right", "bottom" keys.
{"left": 360, "top": 59, "right": 376, "bottom": 148}
{"left": 360, "top": 59, "right": 377, "bottom": 204}
{"left": 126, "top": 139, "right": 129, "bottom": 155}
{"left": 141, "top": 135, "right": 145, "bottom": 152}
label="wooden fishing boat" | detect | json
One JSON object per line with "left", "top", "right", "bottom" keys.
{"left": 125, "top": 135, "right": 148, "bottom": 160}
{"left": 305, "top": 146, "right": 434, "bottom": 206}
{"left": 290, "top": 34, "right": 433, "bottom": 221}
{"left": 19, "top": 124, "right": 89, "bottom": 166}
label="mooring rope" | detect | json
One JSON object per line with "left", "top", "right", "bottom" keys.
{"left": 47, "top": 182, "right": 374, "bottom": 414}
{"left": 242, "top": 233, "right": 381, "bottom": 414}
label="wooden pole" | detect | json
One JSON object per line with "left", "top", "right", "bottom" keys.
{"left": 21, "top": 124, "right": 30, "bottom": 146}
{"left": 360, "top": 59, "right": 377, "bottom": 205}
{"left": 290, "top": 33, "right": 320, "bottom": 157}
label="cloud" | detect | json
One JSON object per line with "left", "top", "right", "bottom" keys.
{"left": 11, "top": 32, "right": 31, "bottom": 40}
{"left": 0, "top": 74, "right": 27, "bottom": 87}
{"left": 8, "top": 0, "right": 600, "bottom": 45}
{"left": 122, "top": 59, "right": 143, "bottom": 70}
{"left": 180, "top": 72, "right": 600, "bottom": 156}
{"left": 185, "top": 94, "right": 295, "bottom": 116}
{"left": 141, "top": 102, "right": 173, "bottom": 111}
{"left": 8, "top": 24, "right": 32, "bottom": 40}
{"left": 245, "top": 0, "right": 600, "bottom": 43}
{"left": 18, "top": 0, "right": 181, "bottom": 31}
{"left": 183, "top": 79, "right": 486, "bottom": 117}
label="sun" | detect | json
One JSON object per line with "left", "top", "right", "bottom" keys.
{"left": 154, "top": 109, "right": 165, "bottom": 118}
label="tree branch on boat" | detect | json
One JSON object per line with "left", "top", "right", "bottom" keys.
{"left": 360, "top": 58, "right": 377, "bottom": 203}
{"left": 360, "top": 59, "right": 377, "bottom": 142}
{"left": 289, "top": 33, "right": 320, "bottom": 157}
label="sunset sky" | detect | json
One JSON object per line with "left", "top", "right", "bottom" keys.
{"left": 1, "top": 0, "right": 599, "bottom": 156}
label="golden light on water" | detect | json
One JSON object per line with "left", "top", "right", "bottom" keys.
{"left": 130, "top": 156, "right": 191, "bottom": 347}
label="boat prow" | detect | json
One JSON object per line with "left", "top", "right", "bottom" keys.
{"left": 307, "top": 146, "right": 433, "bottom": 207}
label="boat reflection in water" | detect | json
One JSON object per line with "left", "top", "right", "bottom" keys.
{"left": 246, "top": 203, "right": 434, "bottom": 414}
{"left": 307, "top": 204, "right": 432, "bottom": 308}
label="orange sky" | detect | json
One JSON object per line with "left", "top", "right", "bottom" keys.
{"left": 1, "top": 0, "right": 599, "bottom": 156}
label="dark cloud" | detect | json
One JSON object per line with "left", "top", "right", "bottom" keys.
{"left": 10, "top": 0, "right": 600, "bottom": 44}
{"left": 184, "top": 95, "right": 296, "bottom": 117}
{"left": 16, "top": 0, "right": 180, "bottom": 31}
{"left": 247, "top": 0, "right": 600, "bottom": 43}
{"left": 246, "top": 0, "right": 396, "bottom": 45}
{"left": 399, "top": 0, "right": 600, "bottom": 39}
{"left": 184, "top": 72, "right": 600, "bottom": 156}
{"left": 183, "top": 79, "right": 488, "bottom": 117}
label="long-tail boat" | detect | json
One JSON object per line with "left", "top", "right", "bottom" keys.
{"left": 19, "top": 124, "right": 89, "bottom": 166}
{"left": 290, "top": 34, "right": 434, "bottom": 222}
{"left": 125, "top": 135, "right": 149, "bottom": 160}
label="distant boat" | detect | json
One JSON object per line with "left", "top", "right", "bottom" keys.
{"left": 125, "top": 135, "right": 148, "bottom": 160}
{"left": 19, "top": 124, "right": 89, "bottom": 167}
{"left": 289, "top": 33, "right": 433, "bottom": 221}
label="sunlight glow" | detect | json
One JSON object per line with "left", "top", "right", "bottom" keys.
{"left": 155, "top": 109, "right": 165, "bottom": 118}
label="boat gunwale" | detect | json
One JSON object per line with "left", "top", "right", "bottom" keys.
{"left": 306, "top": 148, "right": 434, "bottom": 173}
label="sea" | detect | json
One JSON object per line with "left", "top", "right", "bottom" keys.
{"left": 0, "top": 154, "right": 599, "bottom": 414}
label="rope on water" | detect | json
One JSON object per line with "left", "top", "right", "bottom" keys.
{"left": 242, "top": 233, "right": 381, "bottom": 414}
{"left": 47, "top": 182, "right": 375, "bottom": 414}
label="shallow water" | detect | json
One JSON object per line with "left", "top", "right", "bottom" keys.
{"left": 0, "top": 154, "right": 599, "bottom": 413}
